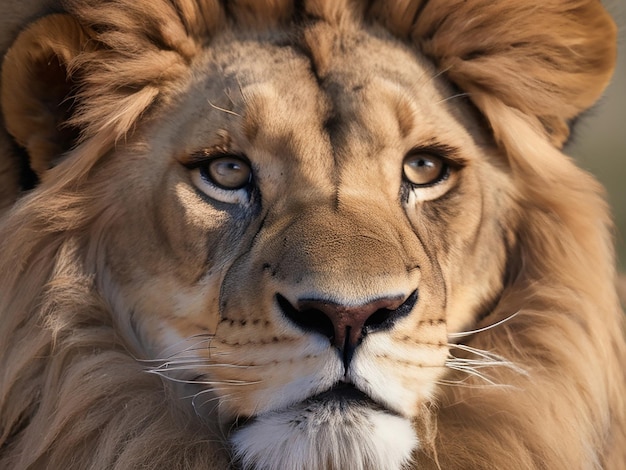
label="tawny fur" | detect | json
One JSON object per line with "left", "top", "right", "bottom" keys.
{"left": 0, "top": 1, "right": 624, "bottom": 469}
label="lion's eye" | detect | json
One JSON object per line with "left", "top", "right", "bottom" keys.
{"left": 189, "top": 154, "right": 253, "bottom": 205}
{"left": 199, "top": 156, "right": 252, "bottom": 190}
{"left": 402, "top": 153, "right": 447, "bottom": 186}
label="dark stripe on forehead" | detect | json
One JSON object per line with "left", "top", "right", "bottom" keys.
{"left": 273, "top": 22, "right": 343, "bottom": 194}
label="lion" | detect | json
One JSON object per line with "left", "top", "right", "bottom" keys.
{"left": 0, "top": 0, "right": 624, "bottom": 469}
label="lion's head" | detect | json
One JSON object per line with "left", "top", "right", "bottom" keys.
{"left": 1, "top": 1, "right": 624, "bottom": 469}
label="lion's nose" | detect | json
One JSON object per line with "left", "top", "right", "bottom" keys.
{"left": 276, "top": 291, "right": 418, "bottom": 369}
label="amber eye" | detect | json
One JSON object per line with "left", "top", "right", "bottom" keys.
{"left": 403, "top": 153, "right": 447, "bottom": 186}
{"left": 199, "top": 156, "right": 252, "bottom": 190}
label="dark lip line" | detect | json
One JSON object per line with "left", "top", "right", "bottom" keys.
{"left": 308, "top": 382, "right": 398, "bottom": 415}
{"left": 232, "top": 383, "right": 397, "bottom": 430}
{"left": 305, "top": 382, "right": 380, "bottom": 405}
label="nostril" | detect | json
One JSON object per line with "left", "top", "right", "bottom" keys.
{"left": 276, "top": 294, "right": 335, "bottom": 341}
{"left": 364, "top": 290, "right": 418, "bottom": 333}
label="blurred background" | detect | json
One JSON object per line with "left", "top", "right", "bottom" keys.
{"left": 568, "top": 0, "right": 625, "bottom": 271}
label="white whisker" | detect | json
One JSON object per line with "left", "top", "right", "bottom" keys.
{"left": 427, "top": 65, "right": 453, "bottom": 84}
{"left": 436, "top": 378, "right": 500, "bottom": 390}
{"left": 442, "top": 338, "right": 528, "bottom": 389}
{"left": 208, "top": 99, "right": 240, "bottom": 117}
{"left": 448, "top": 343, "right": 513, "bottom": 364}
{"left": 149, "top": 362, "right": 256, "bottom": 373}
{"left": 448, "top": 311, "right": 521, "bottom": 339}
{"left": 447, "top": 358, "right": 512, "bottom": 369}
{"left": 139, "top": 334, "right": 216, "bottom": 361}
{"left": 147, "top": 370, "right": 258, "bottom": 386}
{"left": 191, "top": 389, "right": 232, "bottom": 423}
{"left": 445, "top": 365, "right": 499, "bottom": 386}
{"left": 437, "top": 92, "right": 470, "bottom": 104}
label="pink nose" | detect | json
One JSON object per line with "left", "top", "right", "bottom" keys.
{"left": 276, "top": 291, "right": 418, "bottom": 367}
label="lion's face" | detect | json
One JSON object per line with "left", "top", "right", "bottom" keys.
{"left": 2, "top": 1, "right": 623, "bottom": 469}
{"left": 91, "top": 25, "right": 513, "bottom": 467}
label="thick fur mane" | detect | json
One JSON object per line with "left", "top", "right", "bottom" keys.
{"left": 0, "top": 1, "right": 625, "bottom": 469}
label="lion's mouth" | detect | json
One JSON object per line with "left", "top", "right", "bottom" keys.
{"left": 233, "top": 382, "right": 390, "bottom": 432}
{"left": 305, "top": 382, "right": 386, "bottom": 409}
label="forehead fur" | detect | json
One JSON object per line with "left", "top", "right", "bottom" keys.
{"left": 61, "top": 0, "right": 615, "bottom": 149}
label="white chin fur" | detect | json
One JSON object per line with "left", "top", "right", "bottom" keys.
{"left": 230, "top": 401, "right": 418, "bottom": 470}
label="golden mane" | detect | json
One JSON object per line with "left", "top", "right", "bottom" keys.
{"left": 1, "top": 0, "right": 624, "bottom": 468}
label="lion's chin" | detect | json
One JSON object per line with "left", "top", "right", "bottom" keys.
{"left": 230, "top": 385, "right": 418, "bottom": 470}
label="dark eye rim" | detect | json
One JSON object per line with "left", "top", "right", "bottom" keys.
{"left": 186, "top": 152, "right": 253, "bottom": 191}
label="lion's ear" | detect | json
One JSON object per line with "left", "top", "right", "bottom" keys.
{"left": 380, "top": 0, "right": 617, "bottom": 147}
{"left": 1, "top": 14, "right": 89, "bottom": 178}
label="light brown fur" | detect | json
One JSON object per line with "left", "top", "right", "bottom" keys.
{"left": 1, "top": 1, "right": 624, "bottom": 469}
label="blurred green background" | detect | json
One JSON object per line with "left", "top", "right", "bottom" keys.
{"left": 568, "top": 1, "right": 625, "bottom": 270}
